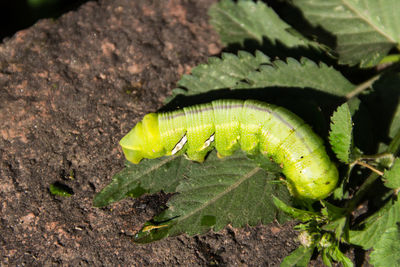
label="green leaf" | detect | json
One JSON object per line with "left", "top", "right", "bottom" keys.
{"left": 234, "top": 57, "right": 355, "bottom": 96}
{"left": 376, "top": 153, "right": 395, "bottom": 170}
{"left": 173, "top": 51, "right": 354, "bottom": 98}
{"left": 292, "top": 0, "right": 400, "bottom": 67}
{"left": 369, "top": 226, "right": 400, "bottom": 267}
{"left": 322, "top": 249, "right": 333, "bottom": 267}
{"left": 323, "top": 217, "right": 348, "bottom": 242}
{"left": 383, "top": 158, "right": 400, "bottom": 190}
{"left": 321, "top": 201, "right": 346, "bottom": 220}
{"left": 209, "top": 0, "right": 310, "bottom": 47}
{"left": 349, "top": 198, "right": 400, "bottom": 249}
{"left": 321, "top": 201, "right": 348, "bottom": 240}
{"left": 331, "top": 246, "right": 354, "bottom": 267}
{"left": 347, "top": 97, "right": 361, "bottom": 116}
{"left": 172, "top": 50, "right": 271, "bottom": 97}
{"left": 49, "top": 182, "right": 73, "bottom": 197}
{"left": 273, "top": 196, "right": 321, "bottom": 222}
{"left": 329, "top": 103, "right": 353, "bottom": 163}
{"left": 93, "top": 156, "right": 188, "bottom": 207}
{"left": 280, "top": 245, "right": 315, "bottom": 267}
{"left": 379, "top": 54, "right": 400, "bottom": 64}
{"left": 134, "top": 150, "right": 290, "bottom": 242}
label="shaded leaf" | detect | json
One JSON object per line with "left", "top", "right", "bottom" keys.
{"left": 209, "top": 0, "right": 310, "bottom": 47}
{"left": 292, "top": 0, "right": 400, "bottom": 67}
{"left": 94, "top": 156, "right": 188, "bottom": 207}
{"left": 349, "top": 199, "right": 400, "bottom": 249}
{"left": 368, "top": 73, "right": 400, "bottom": 143}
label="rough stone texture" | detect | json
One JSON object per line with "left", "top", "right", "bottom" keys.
{"left": 0, "top": 0, "right": 299, "bottom": 265}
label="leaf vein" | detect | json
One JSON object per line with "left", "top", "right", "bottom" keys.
{"left": 176, "top": 167, "right": 262, "bottom": 223}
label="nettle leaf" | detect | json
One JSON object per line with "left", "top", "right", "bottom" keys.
{"left": 273, "top": 196, "right": 321, "bottom": 222}
{"left": 280, "top": 245, "right": 315, "bottom": 267}
{"left": 234, "top": 57, "right": 355, "bottom": 97}
{"left": 383, "top": 158, "right": 400, "bottom": 190}
{"left": 94, "top": 156, "right": 189, "bottom": 207}
{"left": 347, "top": 97, "right": 361, "bottom": 116}
{"left": 323, "top": 216, "right": 348, "bottom": 242}
{"left": 209, "top": 0, "right": 310, "bottom": 47}
{"left": 330, "top": 246, "right": 354, "bottom": 267}
{"left": 174, "top": 51, "right": 354, "bottom": 98}
{"left": 321, "top": 201, "right": 348, "bottom": 240}
{"left": 292, "top": 0, "right": 400, "bottom": 67}
{"left": 172, "top": 50, "right": 271, "bottom": 97}
{"left": 369, "top": 226, "right": 400, "bottom": 267}
{"left": 134, "top": 150, "right": 291, "bottom": 242}
{"left": 329, "top": 103, "right": 353, "bottom": 163}
{"left": 349, "top": 198, "right": 400, "bottom": 249}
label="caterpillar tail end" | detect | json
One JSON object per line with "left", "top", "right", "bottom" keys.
{"left": 119, "top": 113, "right": 165, "bottom": 164}
{"left": 284, "top": 161, "right": 339, "bottom": 200}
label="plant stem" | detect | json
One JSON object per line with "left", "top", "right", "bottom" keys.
{"left": 345, "top": 74, "right": 380, "bottom": 100}
{"left": 360, "top": 152, "right": 393, "bottom": 161}
{"left": 355, "top": 160, "right": 384, "bottom": 176}
{"left": 346, "top": 61, "right": 400, "bottom": 100}
{"left": 346, "top": 129, "right": 400, "bottom": 213}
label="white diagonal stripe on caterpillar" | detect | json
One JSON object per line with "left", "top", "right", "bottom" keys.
{"left": 201, "top": 133, "right": 215, "bottom": 150}
{"left": 171, "top": 134, "right": 187, "bottom": 155}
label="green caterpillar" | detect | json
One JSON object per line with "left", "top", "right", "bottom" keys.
{"left": 120, "top": 99, "right": 338, "bottom": 200}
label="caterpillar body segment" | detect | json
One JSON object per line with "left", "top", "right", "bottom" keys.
{"left": 120, "top": 99, "right": 338, "bottom": 200}
{"left": 212, "top": 100, "right": 241, "bottom": 157}
{"left": 183, "top": 103, "right": 215, "bottom": 162}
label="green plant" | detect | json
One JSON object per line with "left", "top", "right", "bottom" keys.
{"left": 95, "top": 0, "right": 400, "bottom": 266}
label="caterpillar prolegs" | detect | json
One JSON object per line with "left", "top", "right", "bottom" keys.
{"left": 120, "top": 99, "right": 338, "bottom": 200}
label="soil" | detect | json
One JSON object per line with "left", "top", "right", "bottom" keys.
{"left": 0, "top": 0, "right": 320, "bottom": 265}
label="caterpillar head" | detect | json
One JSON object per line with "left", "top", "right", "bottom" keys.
{"left": 119, "top": 113, "right": 165, "bottom": 164}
